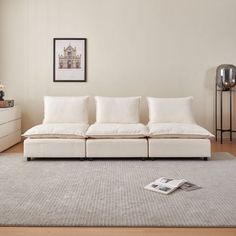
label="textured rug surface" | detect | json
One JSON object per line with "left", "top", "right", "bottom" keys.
{"left": 0, "top": 153, "right": 235, "bottom": 227}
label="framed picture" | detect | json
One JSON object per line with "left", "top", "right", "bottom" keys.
{"left": 53, "top": 38, "right": 86, "bottom": 82}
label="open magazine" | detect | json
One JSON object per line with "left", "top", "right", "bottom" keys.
{"left": 144, "top": 177, "right": 201, "bottom": 195}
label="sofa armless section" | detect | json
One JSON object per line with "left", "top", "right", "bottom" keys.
{"left": 23, "top": 96, "right": 90, "bottom": 160}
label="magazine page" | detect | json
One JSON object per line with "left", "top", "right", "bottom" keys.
{"left": 155, "top": 177, "right": 187, "bottom": 188}
{"left": 144, "top": 177, "right": 187, "bottom": 195}
{"left": 144, "top": 181, "right": 173, "bottom": 194}
{"left": 180, "top": 182, "right": 202, "bottom": 191}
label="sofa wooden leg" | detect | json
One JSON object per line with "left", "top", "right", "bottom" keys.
{"left": 203, "top": 157, "right": 208, "bottom": 161}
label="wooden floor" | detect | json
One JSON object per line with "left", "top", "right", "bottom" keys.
{"left": 1, "top": 141, "right": 236, "bottom": 236}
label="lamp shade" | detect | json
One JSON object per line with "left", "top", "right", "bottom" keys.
{"left": 216, "top": 64, "right": 236, "bottom": 90}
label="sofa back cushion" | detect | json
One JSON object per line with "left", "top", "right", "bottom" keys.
{"left": 95, "top": 96, "right": 140, "bottom": 123}
{"left": 43, "top": 96, "right": 89, "bottom": 124}
{"left": 147, "top": 97, "right": 196, "bottom": 124}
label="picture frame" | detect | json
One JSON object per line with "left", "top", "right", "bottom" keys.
{"left": 53, "top": 38, "right": 87, "bottom": 82}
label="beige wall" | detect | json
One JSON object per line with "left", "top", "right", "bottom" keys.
{"left": 1, "top": 0, "right": 236, "bottom": 133}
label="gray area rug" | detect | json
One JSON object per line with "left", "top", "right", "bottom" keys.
{"left": 0, "top": 153, "right": 236, "bottom": 227}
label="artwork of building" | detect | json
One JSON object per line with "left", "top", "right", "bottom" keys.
{"left": 58, "top": 44, "right": 81, "bottom": 69}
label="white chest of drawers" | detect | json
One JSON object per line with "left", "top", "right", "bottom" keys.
{"left": 0, "top": 106, "right": 21, "bottom": 152}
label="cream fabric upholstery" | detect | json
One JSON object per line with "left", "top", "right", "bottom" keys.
{"left": 95, "top": 96, "right": 140, "bottom": 123}
{"left": 148, "top": 123, "right": 214, "bottom": 139}
{"left": 148, "top": 139, "right": 211, "bottom": 158}
{"left": 86, "top": 139, "right": 148, "bottom": 158}
{"left": 24, "top": 138, "right": 86, "bottom": 159}
{"left": 43, "top": 96, "right": 89, "bottom": 124}
{"left": 86, "top": 123, "right": 148, "bottom": 138}
{"left": 22, "top": 96, "right": 213, "bottom": 160}
{"left": 147, "top": 97, "right": 195, "bottom": 124}
{"left": 23, "top": 123, "right": 89, "bottom": 139}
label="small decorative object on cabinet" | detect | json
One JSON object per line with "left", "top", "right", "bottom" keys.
{"left": 0, "top": 100, "right": 14, "bottom": 108}
{"left": 215, "top": 64, "right": 236, "bottom": 144}
{"left": 0, "top": 106, "right": 21, "bottom": 152}
{"left": 0, "top": 82, "right": 4, "bottom": 101}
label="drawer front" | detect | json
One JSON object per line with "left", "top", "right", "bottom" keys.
{"left": 0, "top": 106, "right": 21, "bottom": 125}
{"left": 0, "top": 119, "right": 21, "bottom": 138}
{"left": 0, "top": 130, "right": 21, "bottom": 152}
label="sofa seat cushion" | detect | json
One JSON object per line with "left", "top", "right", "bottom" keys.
{"left": 23, "top": 123, "right": 89, "bottom": 139}
{"left": 148, "top": 123, "right": 214, "bottom": 139}
{"left": 86, "top": 123, "right": 148, "bottom": 138}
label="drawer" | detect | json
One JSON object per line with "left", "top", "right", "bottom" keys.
{"left": 0, "top": 106, "right": 21, "bottom": 125}
{"left": 0, "top": 130, "right": 21, "bottom": 152}
{"left": 0, "top": 119, "right": 21, "bottom": 138}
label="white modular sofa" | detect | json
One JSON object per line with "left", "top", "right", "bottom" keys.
{"left": 23, "top": 96, "right": 214, "bottom": 160}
